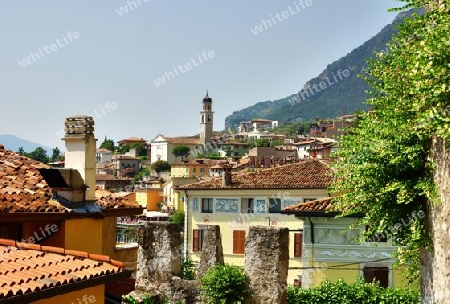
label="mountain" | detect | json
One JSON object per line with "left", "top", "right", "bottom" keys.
{"left": 0, "top": 135, "right": 52, "bottom": 154}
{"left": 225, "top": 9, "right": 421, "bottom": 128}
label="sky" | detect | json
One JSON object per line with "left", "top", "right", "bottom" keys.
{"left": 0, "top": 0, "right": 401, "bottom": 150}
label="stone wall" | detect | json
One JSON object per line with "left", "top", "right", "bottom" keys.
{"left": 126, "top": 223, "right": 290, "bottom": 303}
{"left": 244, "top": 226, "right": 289, "bottom": 304}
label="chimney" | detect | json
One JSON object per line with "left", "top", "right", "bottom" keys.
{"left": 222, "top": 163, "right": 232, "bottom": 187}
{"left": 62, "top": 116, "right": 96, "bottom": 201}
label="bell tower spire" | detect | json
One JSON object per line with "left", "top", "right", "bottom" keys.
{"left": 200, "top": 91, "right": 213, "bottom": 147}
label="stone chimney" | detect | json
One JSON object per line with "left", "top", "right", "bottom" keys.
{"left": 222, "top": 163, "right": 232, "bottom": 187}
{"left": 62, "top": 116, "right": 96, "bottom": 201}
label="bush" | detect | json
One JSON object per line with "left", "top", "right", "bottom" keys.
{"left": 200, "top": 263, "right": 250, "bottom": 304}
{"left": 181, "top": 257, "right": 197, "bottom": 280}
{"left": 168, "top": 211, "right": 184, "bottom": 230}
{"left": 287, "top": 278, "right": 419, "bottom": 304}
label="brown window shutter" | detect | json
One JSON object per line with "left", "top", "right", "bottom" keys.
{"left": 193, "top": 229, "right": 200, "bottom": 252}
{"left": 294, "top": 233, "right": 303, "bottom": 258}
{"left": 376, "top": 267, "right": 389, "bottom": 288}
{"left": 233, "top": 230, "right": 245, "bottom": 254}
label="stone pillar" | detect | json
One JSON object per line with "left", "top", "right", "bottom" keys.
{"left": 244, "top": 226, "right": 289, "bottom": 304}
{"left": 135, "top": 222, "right": 181, "bottom": 291}
{"left": 197, "top": 225, "right": 224, "bottom": 279}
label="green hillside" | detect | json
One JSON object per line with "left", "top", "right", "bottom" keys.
{"left": 225, "top": 9, "right": 421, "bottom": 128}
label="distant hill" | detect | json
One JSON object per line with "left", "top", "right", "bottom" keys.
{"left": 225, "top": 9, "right": 422, "bottom": 128}
{"left": 0, "top": 135, "right": 52, "bottom": 154}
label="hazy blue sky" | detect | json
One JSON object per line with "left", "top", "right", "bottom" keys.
{"left": 0, "top": 0, "right": 400, "bottom": 150}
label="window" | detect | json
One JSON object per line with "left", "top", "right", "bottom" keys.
{"left": 269, "top": 198, "right": 282, "bottom": 213}
{"left": 193, "top": 229, "right": 205, "bottom": 252}
{"left": 200, "top": 168, "right": 205, "bottom": 173}
{"left": 363, "top": 267, "right": 389, "bottom": 287}
{"left": 294, "top": 233, "right": 303, "bottom": 258}
{"left": 193, "top": 167, "right": 196, "bottom": 173}
{"left": 202, "top": 198, "right": 214, "bottom": 213}
{"left": 241, "top": 198, "right": 254, "bottom": 213}
{"left": 303, "top": 198, "right": 316, "bottom": 202}
{"left": 233, "top": 230, "right": 246, "bottom": 254}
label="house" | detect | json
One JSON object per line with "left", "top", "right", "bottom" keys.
{"left": 134, "top": 186, "right": 164, "bottom": 211}
{"left": 96, "top": 173, "right": 133, "bottom": 191}
{"left": 0, "top": 238, "right": 129, "bottom": 303}
{"left": 247, "top": 146, "right": 296, "bottom": 168}
{"left": 176, "top": 159, "right": 334, "bottom": 284}
{"left": 281, "top": 198, "right": 411, "bottom": 289}
{"left": 0, "top": 116, "right": 143, "bottom": 300}
{"left": 96, "top": 148, "right": 112, "bottom": 163}
{"left": 293, "top": 139, "right": 317, "bottom": 159}
{"left": 112, "top": 156, "right": 140, "bottom": 177}
{"left": 214, "top": 139, "right": 250, "bottom": 158}
{"left": 170, "top": 159, "right": 212, "bottom": 178}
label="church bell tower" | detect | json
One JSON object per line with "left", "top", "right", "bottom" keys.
{"left": 200, "top": 91, "right": 213, "bottom": 147}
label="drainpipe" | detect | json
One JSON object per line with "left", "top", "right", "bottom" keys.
{"left": 183, "top": 190, "right": 189, "bottom": 259}
{"left": 308, "top": 216, "right": 315, "bottom": 288}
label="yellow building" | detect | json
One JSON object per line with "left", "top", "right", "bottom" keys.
{"left": 171, "top": 159, "right": 210, "bottom": 178}
{"left": 177, "top": 159, "right": 334, "bottom": 285}
{"left": 282, "top": 198, "right": 414, "bottom": 289}
{"left": 135, "top": 186, "right": 164, "bottom": 211}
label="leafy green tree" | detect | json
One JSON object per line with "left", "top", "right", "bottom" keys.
{"left": 134, "top": 167, "right": 150, "bottom": 181}
{"left": 255, "top": 138, "right": 270, "bottom": 147}
{"left": 50, "top": 147, "right": 61, "bottom": 162}
{"left": 117, "top": 144, "right": 131, "bottom": 154}
{"left": 28, "top": 147, "right": 49, "bottom": 163}
{"left": 99, "top": 136, "right": 115, "bottom": 152}
{"left": 17, "top": 147, "right": 25, "bottom": 155}
{"left": 151, "top": 160, "right": 171, "bottom": 172}
{"left": 172, "top": 145, "right": 191, "bottom": 161}
{"left": 200, "top": 264, "right": 250, "bottom": 304}
{"left": 181, "top": 258, "right": 196, "bottom": 280}
{"left": 332, "top": 1, "right": 449, "bottom": 290}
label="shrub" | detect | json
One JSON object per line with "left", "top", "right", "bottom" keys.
{"left": 181, "top": 257, "right": 197, "bottom": 280}
{"left": 200, "top": 263, "right": 250, "bottom": 304}
{"left": 287, "top": 278, "right": 419, "bottom": 304}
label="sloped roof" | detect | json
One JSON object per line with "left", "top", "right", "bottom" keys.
{"left": 0, "top": 146, "right": 141, "bottom": 214}
{"left": 166, "top": 136, "right": 201, "bottom": 145}
{"left": 179, "top": 159, "right": 333, "bottom": 190}
{"left": 282, "top": 197, "right": 334, "bottom": 213}
{"left": 0, "top": 238, "right": 129, "bottom": 303}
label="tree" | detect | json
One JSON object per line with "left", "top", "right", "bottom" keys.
{"left": 331, "top": 2, "right": 450, "bottom": 301}
{"left": 28, "top": 147, "right": 49, "bottom": 163}
{"left": 151, "top": 160, "right": 171, "bottom": 172}
{"left": 255, "top": 138, "right": 271, "bottom": 147}
{"left": 169, "top": 211, "right": 184, "bottom": 230}
{"left": 99, "top": 136, "right": 115, "bottom": 152}
{"left": 50, "top": 147, "right": 61, "bottom": 162}
{"left": 17, "top": 147, "right": 25, "bottom": 155}
{"left": 172, "top": 145, "right": 191, "bottom": 161}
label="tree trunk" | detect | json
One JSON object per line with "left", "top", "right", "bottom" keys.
{"left": 421, "top": 137, "right": 450, "bottom": 303}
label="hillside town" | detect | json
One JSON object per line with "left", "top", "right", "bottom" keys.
{"left": 1, "top": 1, "right": 449, "bottom": 303}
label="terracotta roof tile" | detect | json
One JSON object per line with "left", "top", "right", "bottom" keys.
{"left": 0, "top": 147, "right": 140, "bottom": 213}
{"left": 0, "top": 238, "right": 126, "bottom": 301}
{"left": 179, "top": 159, "right": 333, "bottom": 189}
{"left": 282, "top": 197, "right": 334, "bottom": 213}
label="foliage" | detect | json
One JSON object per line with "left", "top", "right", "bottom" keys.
{"left": 117, "top": 144, "right": 131, "bottom": 154}
{"left": 99, "top": 136, "right": 115, "bottom": 152}
{"left": 287, "top": 278, "right": 419, "bottom": 304}
{"left": 254, "top": 138, "right": 270, "bottom": 147}
{"left": 122, "top": 294, "right": 169, "bottom": 304}
{"left": 18, "top": 146, "right": 50, "bottom": 163}
{"left": 168, "top": 211, "right": 184, "bottom": 230}
{"left": 205, "top": 151, "right": 223, "bottom": 159}
{"left": 331, "top": 2, "right": 449, "bottom": 281}
{"left": 134, "top": 167, "right": 150, "bottom": 181}
{"left": 50, "top": 147, "right": 62, "bottom": 162}
{"left": 180, "top": 257, "right": 197, "bottom": 280}
{"left": 172, "top": 145, "right": 191, "bottom": 161}
{"left": 151, "top": 160, "right": 171, "bottom": 172}
{"left": 271, "top": 121, "right": 313, "bottom": 136}
{"left": 200, "top": 263, "right": 250, "bottom": 304}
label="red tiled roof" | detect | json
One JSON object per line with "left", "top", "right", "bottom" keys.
{"left": 96, "top": 174, "right": 131, "bottom": 181}
{"left": 95, "top": 189, "right": 139, "bottom": 210}
{"left": 0, "top": 148, "right": 69, "bottom": 213}
{"left": 117, "top": 137, "right": 146, "bottom": 144}
{"left": 96, "top": 148, "right": 112, "bottom": 153}
{"left": 0, "top": 147, "right": 140, "bottom": 214}
{"left": 179, "top": 159, "right": 333, "bottom": 189}
{"left": 166, "top": 136, "right": 201, "bottom": 145}
{"left": 0, "top": 238, "right": 128, "bottom": 301}
{"left": 282, "top": 197, "right": 334, "bottom": 213}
